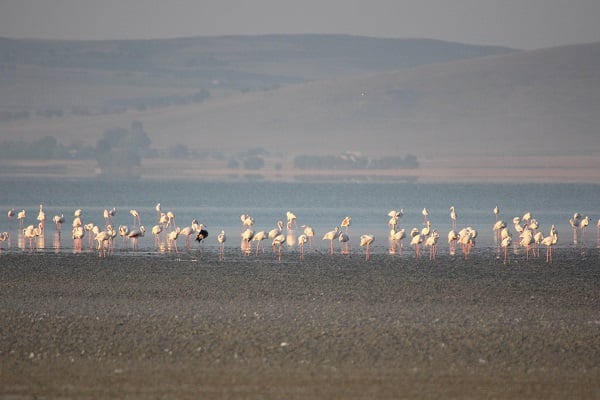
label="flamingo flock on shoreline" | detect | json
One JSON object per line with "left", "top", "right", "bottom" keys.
{"left": 1, "top": 203, "right": 598, "bottom": 264}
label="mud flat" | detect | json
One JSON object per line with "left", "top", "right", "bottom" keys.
{"left": 1, "top": 249, "right": 599, "bottom": 399}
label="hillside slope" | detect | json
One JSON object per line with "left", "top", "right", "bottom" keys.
{"left": 1, "top": 39, "right": 598, "bottom": 162}
{"left": 97, "top": 42, "right": 600, "bottom": 158}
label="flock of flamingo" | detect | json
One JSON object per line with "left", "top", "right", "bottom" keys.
{"left": 1, "top": 203, "right": 598, "bottom": 263}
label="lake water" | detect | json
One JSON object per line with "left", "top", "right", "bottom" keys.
{"left": 1, "top": 178, "right": 599, "bottom": 254}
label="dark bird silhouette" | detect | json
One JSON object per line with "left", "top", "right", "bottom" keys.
{"left": 195, "top": 225, "right": 209, "bottom": 243}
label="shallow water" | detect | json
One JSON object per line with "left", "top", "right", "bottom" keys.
{"left": 1, "top": 178, "right": 599, "bottom": 254}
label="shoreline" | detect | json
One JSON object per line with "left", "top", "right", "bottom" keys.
{"left": 0, "top": 154, "right": 599, "bottom": 183}
{"left": 2, "top": 251, "right": 599, "bottom": 399}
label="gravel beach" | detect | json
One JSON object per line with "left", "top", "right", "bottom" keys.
{"left": 1, "top": 248, "right": 599, "bottom": 399}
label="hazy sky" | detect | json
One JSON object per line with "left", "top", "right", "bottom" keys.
{"left": 1, "top": 0, "right": 599, "bottom": 49}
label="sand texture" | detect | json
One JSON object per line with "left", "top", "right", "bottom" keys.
{"left": 1, "top": 249, "right": 599, "bottom": 399}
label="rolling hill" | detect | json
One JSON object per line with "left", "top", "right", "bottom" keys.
{"left": 1, "top": 35, "right": 599, "bottom": 182}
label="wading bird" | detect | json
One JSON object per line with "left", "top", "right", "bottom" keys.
{"left": 241, "top": 228, "right": 254, "bottom": 255}
{"left": 298, "top": 234, "right": 308, "bottom": 260}
{"left": 272, "top": 233, "right": 286, "bottom": 262}
{"left": 360, "top": 234, "right": 375, "bottom": 261}
{"left": 501, "top": 235, "right": 512, "bottom": 264}
{"left": 127, "top": 226, "right": 145, "bottom": 250}
{"left": 341, "top": 216, "right": 352, "bottom": 233}
{"left": 195, "top": 224, "right": 209, "bottom": 248}
{"left": 322, "top": 227, "right": 341, "bottom": 255}
{"left": 252, "top": 230, "right": 268, "bottom": 255}
{"left": 339, "top": 232, "right": 350, "bottom": 255}
{"left": 217, "top": 230, "right": 226, "bottom": 260}
{"left": 450, "top": 206, "right": 457, "bottom": 229}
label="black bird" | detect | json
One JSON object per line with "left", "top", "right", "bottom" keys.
{"left": 195, "top": 225, "right": 209, "bottom": 243}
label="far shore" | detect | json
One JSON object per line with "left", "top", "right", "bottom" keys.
{"left": 0, "top": 154, "right": 598, "bottom": 183}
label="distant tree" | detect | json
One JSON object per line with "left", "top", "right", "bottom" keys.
{"left": 167, "top": 144, "right": 189, "bottom": 159}
{"left": 243, "top": 156, "right": 264, "bottom": 170}
{"left": 96, "top": 137, "right": 112, "bottom": 154}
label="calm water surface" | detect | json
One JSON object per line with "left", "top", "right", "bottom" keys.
{"left": 1, "top": 178, "right": 598, "bottom": 254}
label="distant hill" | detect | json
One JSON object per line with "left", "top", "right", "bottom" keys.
{"left": 1, "top": 35, "right": 599, "bottom": 165}
{"left": 0, "top": 34, "right": 514, "bottom": 112}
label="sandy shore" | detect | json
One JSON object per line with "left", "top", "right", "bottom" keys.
{"left": 1, "top": 249, "right": 599, "bottom": 399}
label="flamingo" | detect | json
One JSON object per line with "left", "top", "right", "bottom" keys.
{"left": 422, "top": 208, "right": 429, "bottom": 224}
{"left": 298, "top": 234, "right": 308, "bottom": 260}
{"left": 7, "top": 208, "right": 15, "bottom": 228}
{"left": 360, "top": 234, "right": 375, "bottom": 261}
{"left": 501, "top": 235, "right": 512, "bottom": 264}
{"left": 130, "top": 209, "right": 141, "bottom": 226}
{"left": 36, "top": 204, "right": 46, "bottom": 231}
{"left": 390, "top": 227, "right": 406, "bottom": 255}
{"left": 580, "top": 216, "right": 591, "bottom": 237}
{"left": 268, "top": 220, "right": 284, "bottom": 239}
{"left": 541, "top": 225, "right": 558, "bottom": 263}
{"left": 252, "top": 230, "right": 268, "bottom": 255}
{"left": 388, "top": 210, "right": 403, "bottom": 229}
{"left": 458, "top": 227, "right": 476, "bottom": 259}
{"left": 493, "top": 205, "right": 500, "bottom": 221}
{"left": 301, "top": 225, "right": 315, "bottom": 247}
{"left": 180, "top": 226, "right": 195, "bottom": 249}
{"left": 108, "top": 224, "right": 117, "bottom": 251}
{"left": 500, "top": 227, "right": 511, "bottom": 254}
{"left": 158, "top": 212, "right": 168, "bottom": 227}
{"left": 522, "top": 212, "right": 532, "bottom": 225}
{"left": 322, "top": 227, "right": 340, "bottom": 255}
{"left": 166, "top": 211, "right": 175, "bottom": 229}
{"left": 104, "top": 208, "right": 116, "bottom": 226}
{"left": 168, "top": 227, "right": 180, "bottom": 253}
{"left": 155, "top": 203, "right": 162, "bottom": 221}
{"left": 0, "top": 231, "right": 9, "bottom": 251}
{"left": 118, "top": 225, "right": 130, "bottom": 245}
{"left": 217, "top": 230, "right": 226, "bottom": 259}
{"left": 410, "top": 228, "right": 423, "bottom": 258}
{"left": 449, "top": 206, "right": 457, "bottom": 229}
{"left": 493, "top": 219, "right": 506, "bottom": 250}
{"left": 513, "top": 217, "right": 525, "bottom": 236}
{"left": 241, "top": 214, "right": 254, "bottom": 230}
{"left": 519, "top": 229, "right": 535, "bottom": 259}
{"left": 421, "top": 220, "right": 431, "bottom": 237}
{"left": 528, "top": 219, "right": 539, "bottom": 233}
{"left": 241, "top": 228, "right": 254, "bottom": 255}
{"left": 191, "top": 219, "right": 201, "bottom": 233}
{"left": 53, "top": 214, "right": 65, "bottom": 232}
{"left": 72, "top": 226, "right": 85, "bottom": 252}
{"left": 268, "top": 221, "right": 284, "bottom": 252}
{"left": 341, "top": 216, "right": 352, "bottom": 233}
{"left": 17, "top": 209, "right": 26, "bottom": 228}
{"left": 533, "top": 231, "right": 544, "bottom": 257}
{"left": 151, "top": 224, "right": 162, "bottom": 247}
{"left": 339, "top": 232, "right": 350, "bottom": 255}
{"left": 272, "top": 233, "right": 286, "bottom": 261}
{"left": 424, "top": 230, "right": 440, "bottom": 260}
{"left": 127, "top": 226, "right": 145, "bottom": 250}
{"left": 447, "top": 229, "right": 458, "bottom": 255}
{"left": 23, "top": 224, "right": 39, "bottom": 251}
{"left": 286, "top": 211, "right": 297, "bottom": 230}
{"left": 95, "top": 226, "right": 113, "bottom": 256}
